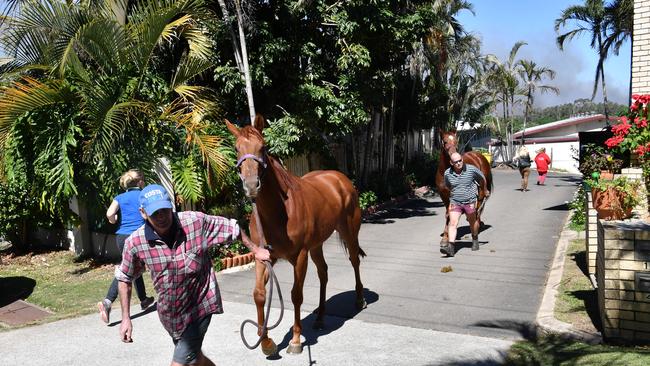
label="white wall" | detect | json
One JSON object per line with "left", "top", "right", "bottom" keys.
{"left": 490, "top": 141, "right": 580, "bottom": 174}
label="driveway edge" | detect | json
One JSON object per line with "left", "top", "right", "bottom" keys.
{"left": 535, "top": 210, "right": 603, "bottom": 344}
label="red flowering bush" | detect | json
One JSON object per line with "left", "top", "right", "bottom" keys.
{"left": 605, "top": 94, "right": 650, "bottom": 155}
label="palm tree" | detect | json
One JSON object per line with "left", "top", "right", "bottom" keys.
{"left": 555, "top": 0, "right": 611, "bottom": 121}
{"left": 603, "top": 0, "right": 633, "bottom": 55}
{"left": 0, "top": 0, "right": 230, "bottom": 214}
{"left": 517, "top": 60, "right": 559, "bottom": 143}
{"left": 485, "top": 41, "right": 527, "bottom": 161}
{"left": 421, "top": 0, "right": 475, "bottom": 129}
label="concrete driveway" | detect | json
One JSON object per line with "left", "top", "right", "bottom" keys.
{"left": 0, "top": 170, "right": 579, "bottom": 365}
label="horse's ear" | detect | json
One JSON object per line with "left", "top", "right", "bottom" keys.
{"left": 253, "top": 114, "right": 266, "bottom": 132}
{"left": 224, "top": 119, "right": 240, "bottom": 137}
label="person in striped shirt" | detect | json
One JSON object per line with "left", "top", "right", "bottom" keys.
{"left": 442, "top": 152, "right": 490, "bottom": 257}
{"left": 116, "top": 184, "right": 270, "bottom": 366}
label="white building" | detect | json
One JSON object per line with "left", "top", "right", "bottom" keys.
{"left": 489, "top": 114, "right": 619, "bottom": 174}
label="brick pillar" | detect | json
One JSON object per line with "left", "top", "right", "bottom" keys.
{"left": 597, "top": 220, "right": 650, "bottom": 343}
{"left": 632, "top": 0, "right": 650, "bottom": 95}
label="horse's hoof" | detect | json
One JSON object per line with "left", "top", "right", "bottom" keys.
{"left": 312, "top": 319, "right": 325, "bottom": 330}
{"left": 261, "top": 339, "right": 277, "bottom": 356}
{"left": 356, "top": 297, "right": 367, "bottom": 310}
{"left": 287, "top": 341, "right": 303, "bottom": 354}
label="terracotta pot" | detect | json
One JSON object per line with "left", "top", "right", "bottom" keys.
{"left": 221, "top": 257, "right": 233, "bottom": 269}
{"left": 600, "top": 170, "right": 615, "bottom": 180}
{"left": 591, "top": 187, "right": 632, "bottom": 220}
{"left": 244, "top": 253, "right": 253, "bottom": 264}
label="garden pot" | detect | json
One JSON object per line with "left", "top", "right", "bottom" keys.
{"left": 221, "top": 257, "right": 233, "bottom": 269}
{"left": 599, "top": 170, "right": 615, "bottom": 180}
{"left": 591, "top": 187, "right": 632, "bottom": 220}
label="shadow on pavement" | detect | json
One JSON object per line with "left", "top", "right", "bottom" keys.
{"left": 543, "top": 203, "right": 569, "bottom": 211}
{"left": 0, "top": 276, "right": 36, "bottom": 307}
{"left": 363, "top": 198, "right": 440, "bottom": 224}
{"left": 108, "top": 302, "right": 158, "bottom": 327}
{"left": 271, "top": 288, "right": 379, "bottom": 359}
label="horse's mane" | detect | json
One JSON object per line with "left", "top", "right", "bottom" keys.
{"left": 239, "top": 125, "right": 299, "bottom": 193}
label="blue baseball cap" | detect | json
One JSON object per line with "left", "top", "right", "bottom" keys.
{"left": 139, "top": 184, "right": 173, "bottom": 215}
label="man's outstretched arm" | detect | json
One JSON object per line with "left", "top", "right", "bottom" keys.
{"left": 118, "top": 281, "right": 133, "bottom": 343}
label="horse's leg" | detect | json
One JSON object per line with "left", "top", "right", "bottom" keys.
{"left": 287, "top": 249, "right": 309, "bottom": 354}
{"left": 337, "top": 214, "right": 367, "bottom": 310}
{"left": 253, "top": 260, "right": 276, "bottom": 356}
{"left": 309, "top": 245, "right": 328, "bottom": 330}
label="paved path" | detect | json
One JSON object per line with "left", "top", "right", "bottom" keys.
{"left": 0, "top": 170, "right": 579, "bottom": 365}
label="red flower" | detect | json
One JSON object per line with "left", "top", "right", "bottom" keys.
{"left": 636, "top": 145, "right": 646, "bottom": 155}
{"left": 605, "top": 135, "right": 624, "bottom": 148}
{"left": 611, "top": 120, "right": 631, "bottom": 136}
{"left": 635, "top": 118, "right": 648, "bottom": 128}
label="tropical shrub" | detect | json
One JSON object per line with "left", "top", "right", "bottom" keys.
{"left": 0, "top": 183, "right": 63, "bottom": 249}
{"left": 0, "top": 0, "right": 232, "bottom": 232}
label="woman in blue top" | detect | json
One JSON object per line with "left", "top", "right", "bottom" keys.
{"left": 97, "top": 170, "right": 154, "bottom": 324}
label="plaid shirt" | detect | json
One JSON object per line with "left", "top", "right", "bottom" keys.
{"left": 115, "top": 211, "right": 240, "bottom": 339}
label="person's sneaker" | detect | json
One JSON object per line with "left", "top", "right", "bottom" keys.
{"left": 440, "top": 242, "right": 455, "bottom": 257}
{"left": 97, "top": 299, "right": 111, "bottom": 324}
{"left": 140, "top": 296, "right": 155, "bottom": 310}
{"left": 472, "top": 239, "right": 480, "bottom": 251}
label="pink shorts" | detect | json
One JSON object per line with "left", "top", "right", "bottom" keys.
{"left": 450, "top": 203, "right": 476, "bottom": 215}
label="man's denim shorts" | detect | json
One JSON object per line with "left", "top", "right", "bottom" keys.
{"left": 172, "top": 315, "right": 212, "bottom": 364}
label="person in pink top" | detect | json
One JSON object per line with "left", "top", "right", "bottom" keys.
{"left": 534, "top": 147, "right": 552, "bottom": 185}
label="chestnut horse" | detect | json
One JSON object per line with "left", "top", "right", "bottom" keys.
{"left": 434, "top": 130, "right": 493, "bottom": 243}
{"left": 226, "top": 117, "right": 367, "bottom": 355}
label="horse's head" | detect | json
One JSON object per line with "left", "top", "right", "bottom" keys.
{"left": 440, "top": 130, "right": 459, "bottom": 156}
{"left": 225, "top": 115, "right": 268, "bottom": 199}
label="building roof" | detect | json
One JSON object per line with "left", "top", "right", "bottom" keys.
{"left": 512, "top": 114, "right": 619, "bottom": 139}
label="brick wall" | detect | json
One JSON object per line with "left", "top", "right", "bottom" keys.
{"left": 597, "top": 220, "right": 650, "bottom": 342}
{"left": 633, "top": 0, "right": 650, "bottom": 95}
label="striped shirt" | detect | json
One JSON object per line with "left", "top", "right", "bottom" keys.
{"left": 444, "top": 164, "right": 485, "bottom": 205}
{"left": 115, "top": 211, "right": 240, "bottom": 339}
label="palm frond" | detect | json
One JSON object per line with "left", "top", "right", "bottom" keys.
{"left": 170, "top": 155, "right": 204, "bottom": 203}
{"left": 0, "top": 77, "right": 68, "bottom": 146}
{"left": 83, "top": 99, "right": 148, "bottom": 162}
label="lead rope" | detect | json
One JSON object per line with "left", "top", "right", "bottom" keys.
{"left": 240, "top": 201, "right": 284, "bottom": 350}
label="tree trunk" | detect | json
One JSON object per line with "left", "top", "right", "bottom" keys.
{"left": 233, "top": 0, "right": 256, "bottom": 124}
{"left": 216, "top": 0, "right": 244, "bottom": 72}
{"left": 601, "top": 66, "right": 610, "bottom": 123}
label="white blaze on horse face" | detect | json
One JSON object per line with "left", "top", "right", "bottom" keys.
{"left": 237, "top": 137, "right": 264, "bottom": 198}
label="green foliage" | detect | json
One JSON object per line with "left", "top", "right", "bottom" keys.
{"left": 358, "top": 191, "right": 377, "bottom": 210}
{"left": 0, "top": 182, "right": 62, "bottom": 249}
{"left": 405, "top": 151, "right": 439, "bottom": 187}
{"left": 568, "top": 185, "right": 586, "bottom": 231}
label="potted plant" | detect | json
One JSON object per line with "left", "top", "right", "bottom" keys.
{"left": 584, "top": 176, "right": 641, "bottom": 220}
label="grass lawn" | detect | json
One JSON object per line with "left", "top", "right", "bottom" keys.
{"left": 0, "top": 249, "right": 153, "bottom": 330}
{"left": 504, "top": 237, "right": 650, "bottom": 365}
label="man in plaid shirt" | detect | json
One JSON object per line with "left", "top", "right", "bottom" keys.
{"left": 116, "top": 184, "right": 270, "bottom": 366}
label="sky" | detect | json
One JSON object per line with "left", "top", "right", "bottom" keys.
{"left": 457, "top": 0, "right": 631, "bottom": 109}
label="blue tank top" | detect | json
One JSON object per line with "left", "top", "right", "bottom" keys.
{"left": 114, "top": 188, "right": 145, "bottom": 235}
